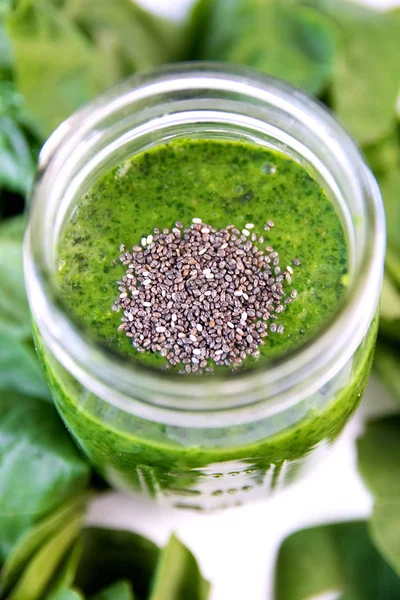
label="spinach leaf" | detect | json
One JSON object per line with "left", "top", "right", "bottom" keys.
{"left": 374, "top": 343, "right": 400, "bottom": 405}
{"left": 364, "top": 132, "right": 400, "bottom": 341}
{"left": 275, "top": 520, "right": 400, "bottom": 600}
{"left": 0, "top": 333, "right": 50, "bottom": 398}
{"left": 0, "top": 214, "right": 30, "bottom": 339}
{"left": 357, "top": 415, "right": 400, "bottom": 502}
{"left": 0, "top": 82, "right": 39, "bottom": 195}
{"left": 6, "top": 0, "right": 107, "bottom": 137}
{"left": 7, "top": 515, "right": 81, "bottom": 600}
{"left": 6, "top": 0, "right": 183, "bottom": 137}
{"left": 386, "top": 247, "right": 400, "bottom": 290}
{"left": 307, "top": 1, "right": 400, "bottom": 145}
{"left": 0, "top": 114, "right": 34, "bottom": 195}
{"left": 379, "top": 274, "right": 400, "bottom": 342}
{"left": 370, "top": 502, "right": 400, "bottom": 579}
{"left": 0, "top": 390, "right": 90, "bottom": 562}
{"left": 369, "top": 143, "right": 400, "bottom": 261}
{"left": 74, "top": 527, "right": 159, "bottom": 600}
{"left": 188, "top": 0, "right": 336, "bottom": 96}
{"left": 47, "top": 591, "right": 85, "bottom": 600}
{"left": 91, "top": 580, "right": 134, "bottom": 600}
{"left": 1, "top": 494, "right": 87, "bottom": 594}
{"left": 61, "top": 0, "right": 183, "bottom": 78}
{"left": 44, "top": 539, "right": 83, "bottom": 600}
{"left": 149, "top": 535, "right": 210, "bottom": 600}
{"left": 0, "top": 0, "right": 12, "bottom": 79}
{"left": 0, "top": 215, "right": 50, "bottom": 398}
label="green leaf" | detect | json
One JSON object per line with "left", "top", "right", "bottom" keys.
{"left": 149, "top": 535, "right": 210, "bottom": 600}
{"left": 310, "top": 1, "right": 400, "bottom": 145}
{"left": 62, "top": 0, "right": 184, "bottom": 76}
{"left": 380, "top": 167, "right": 400, "bottom": 262}
{"left": 6, "top": 0, "right": 106, "bottom": 137}
{"left": 363, "top": 132, "right": 400, "bottom": 342}
{"left": 0, "top": 81, "right": 40, "bottom": 194}
{"left": 6, "top": 0, "right": 184, "bottom": 137}
{"left": 370, "top": 502, "right": 400, "bottom": 579}
{"left": 0, "top": 215, "right": 30, "bottom": 339}
{"left": 374, "top": 342, "right": 400, "bottom": 405}
{"left": 47, "top": 591, "right": 85, "bottom": 600}
{"left": 74, "top": 527, "right": 159, "bottom": 600}
{"left": 0, "top": 114, "right": 35, "bottom": 194}
{"left": 369, "top": 151, "right": 400, "bottom": 260}
{"left": 0, "top": 215, "right": 50, "bottom": 398}
{"left": 275, "top": 520, "right": 400, "bottom": 600}
{"left": 188, "top": 0, "right": 336, "bottom": 96}
{"left": 357, "top": 415, "right": 400, "bottom": 502}
{"left": 45, "top": 538, "right": 84, "bottom": 600}
{"left": 7, "top": 515, "right": 82, "bottom": 600}
{"left": 0, "top": 391, "right": 90, "bottom": 562}
{"left": 0, "top": 333, "right": 50, "bottom": 398}
{"left": 364, "top": 131, "right": 400, "bottom": 264}
{"left": 386, "top": 247, "right": 400, "bottom": 290}
{"left": 379, "top": 274, "right": 400, "bottom": 342}
{"left": 91, "top": 580, "right": 135, "bottom": 600}
{"left": 0, "top": 1, "right": 12, "bottom": 78}
{"left": 1, "top": 494, "right": 87, "bottom": 594}
{"left": 0, "top": 214, "right": 48, "bottom": 393}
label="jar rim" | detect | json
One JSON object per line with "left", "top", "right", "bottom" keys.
{"left": 24, "top": 62, "right": 385, "bottom": 423}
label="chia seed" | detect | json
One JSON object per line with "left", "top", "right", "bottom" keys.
{"left": 113, "top": 220, "right": 297, "bottom": 373}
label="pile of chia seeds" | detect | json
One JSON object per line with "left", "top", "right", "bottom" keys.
{"left": 113, "top": 219, "right": 299, "bottom": 374}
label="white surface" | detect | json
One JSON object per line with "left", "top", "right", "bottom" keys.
{"left": 135, "top": 0, "right": 400, "bottom": 18}
{"left": 89, "top": 1, "right": 399, "bottom": 599}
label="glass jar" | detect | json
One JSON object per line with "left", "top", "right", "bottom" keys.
{"left": 25, "top": 64, "right": 385, "bottom": 510}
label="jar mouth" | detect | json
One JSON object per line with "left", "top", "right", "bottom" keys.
{"left": 24, "top": 62, "right": 385, "bottom": 420}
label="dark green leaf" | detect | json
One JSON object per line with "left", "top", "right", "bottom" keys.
{"left": 7, "top": 515, "right": 81, "bottom": 600}
{"left": 374, "top": 342, "right": 400, "bottom": 405}
{"left": 189, "top": 0, "right": 335, "bottom": 96}
{"left": 309, "top": 1, "right": 400, "bottom": 145}
{"left": 6, "top": 0, "right": 183, "bottom": 136}
{"left": 275, "top": 520, "right": 400, "bottom": 600}
{"left": 91, "top": 580, "right": 134, "bottom": 600}
{"left": 149, "top": 535, "right": 210, "bottom": 600}
{"left": 1, "top": 494, "right": 87, "bottom": 594}
{"left": 0, "top": 391, "right": 90, "bottom": 562}
{"left": 0, "top": 189, "right": 25, "bottom": 219}
{"left": 357, "top": 415, "right": 400, "bottom": 502}
{"left": 74, "top": 527, "right": 159, "bottom": 600}
{"left": 370, "top": 502, "right": 400, "bottom": 578}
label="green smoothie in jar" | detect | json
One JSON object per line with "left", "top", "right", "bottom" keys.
{"left": 33, "top": 137, "right": 376, "bottom": 508}
{"left": 25, "top": 64, "right": 384, "bottom": 510}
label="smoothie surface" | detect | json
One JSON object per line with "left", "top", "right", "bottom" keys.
{"left": 57, "top": 139, "right": 348, "bottom": 371}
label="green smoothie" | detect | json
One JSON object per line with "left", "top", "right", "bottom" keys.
{"left": 58, "top": 139, "right": 347, "bottom": 369}
{"left": 35, "top": 139, "right": 376, "bottom": 508}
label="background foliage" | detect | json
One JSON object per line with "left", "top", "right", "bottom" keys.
{"left": 0, "top": 0, "right": 399, "bottom": 598}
